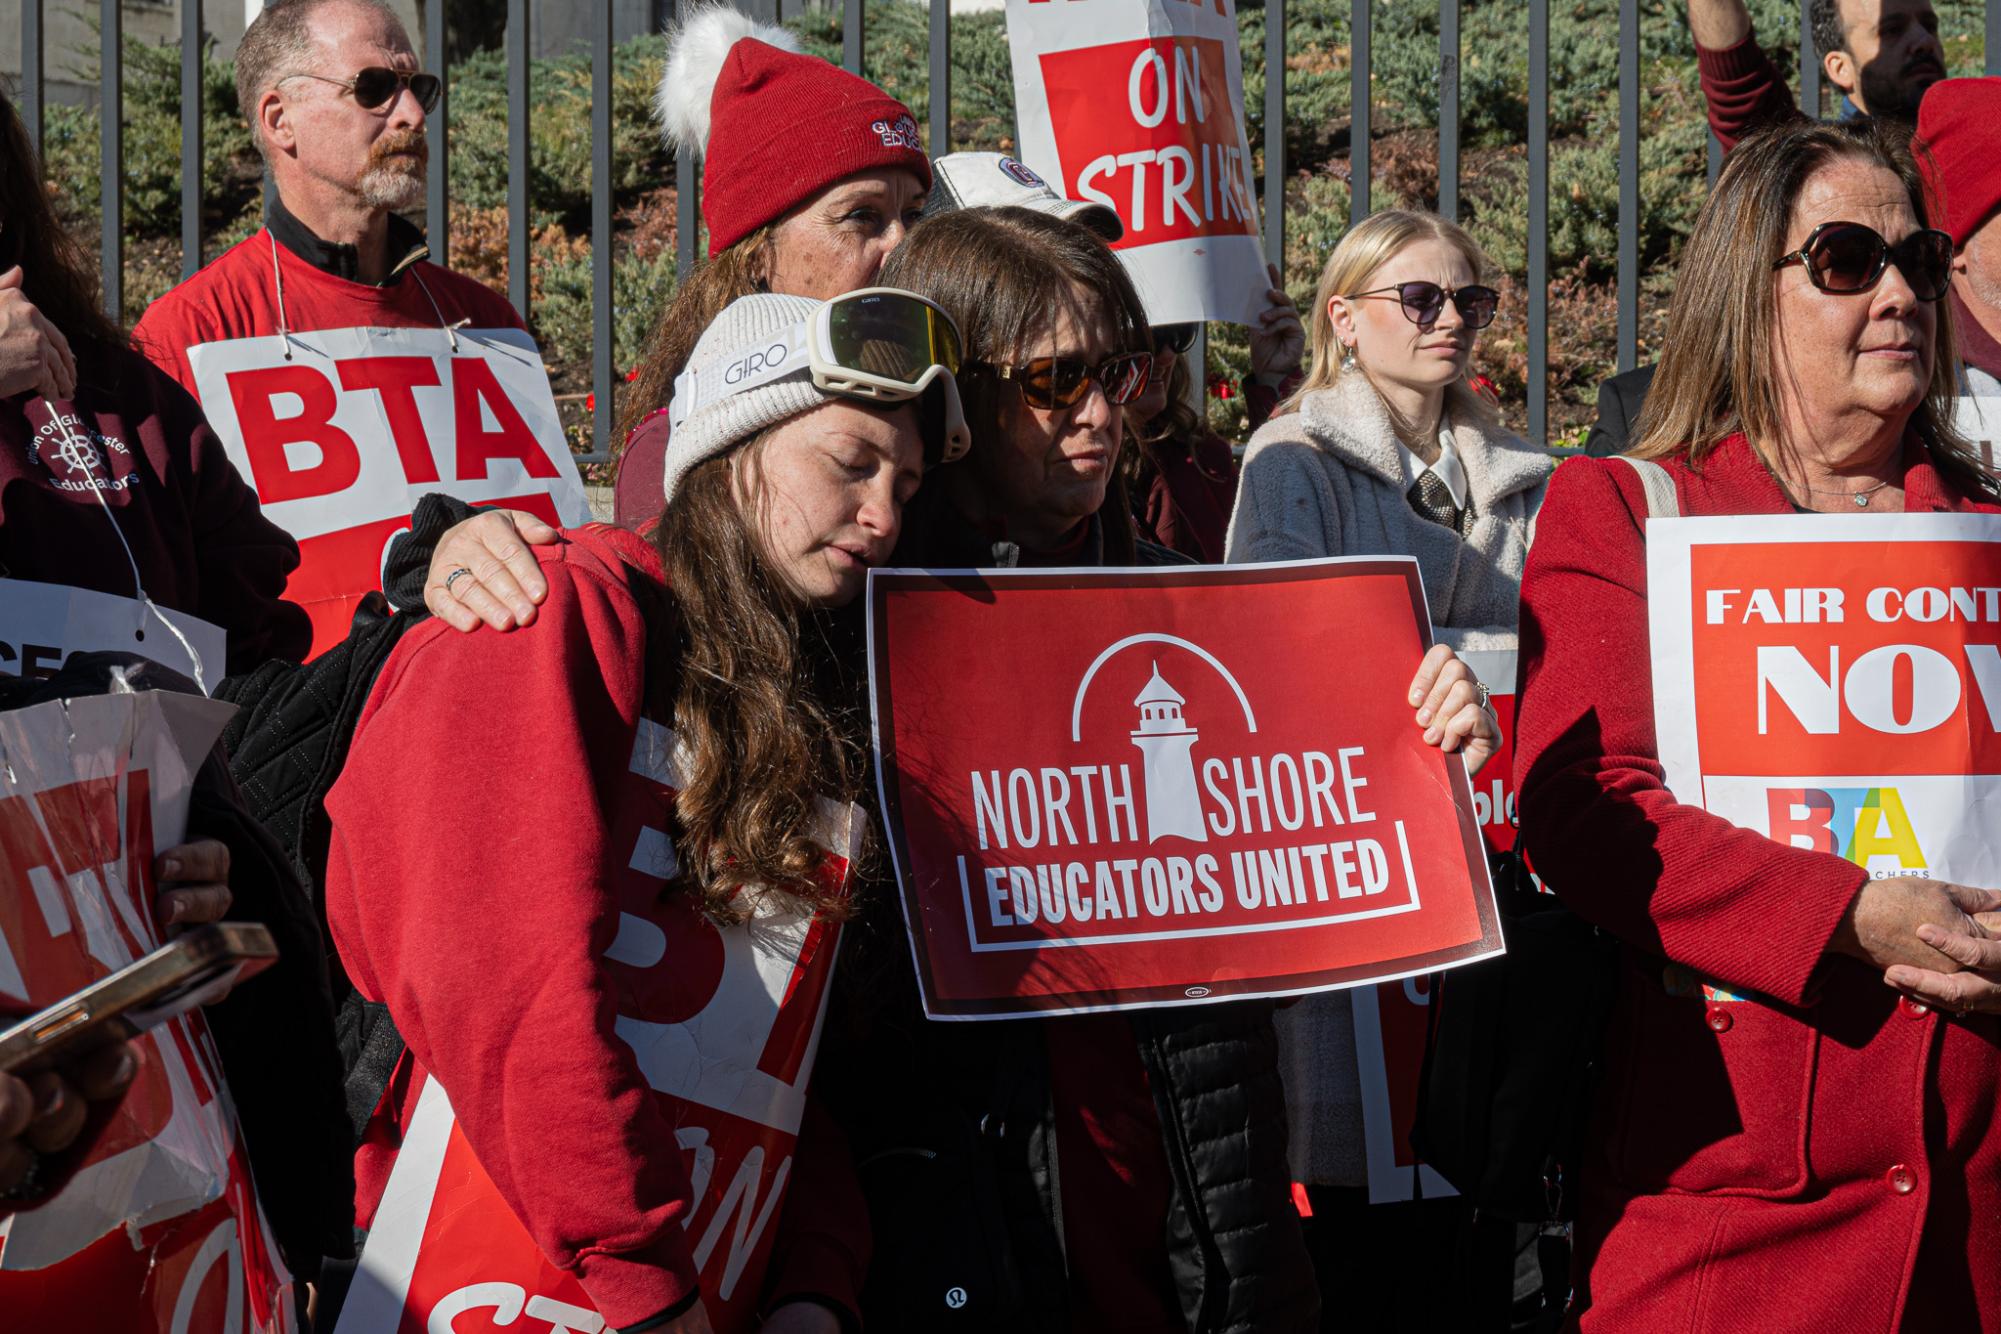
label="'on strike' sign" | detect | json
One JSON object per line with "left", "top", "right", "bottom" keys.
{"left": 189, "top": 326, "right": 591, "bottom": 657}
{"left": 1005, "top": 0, "right": 1270, "bottom": 326}
{"left": 867, "top": 560, "right": 1503, "bottom": 1019}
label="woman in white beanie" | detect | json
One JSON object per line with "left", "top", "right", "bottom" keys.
{"left": 319, "top": 289, "right": 968, "bottom": 1334}
{"left": 613, "top": 3, "right": 934, "bottom": 528}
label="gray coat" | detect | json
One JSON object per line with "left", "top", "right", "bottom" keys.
{"left": 1223, "top": 373, "right": 1552, "bottom": 1186}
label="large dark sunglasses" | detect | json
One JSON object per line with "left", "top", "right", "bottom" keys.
{"left": 1350, "top": 281, "right": 1500, "bottom": 330}
{"left": 1772, "top": 221, "right": 1953, "bottom": 302}
{"left": 973, "top": 352, "right": 1153, "bottom": 409}
{"left": 285, "top": 67, "right": 443, "bottom": 113}
{"left": 1152, "top": 323, "right": 1200, "bottom": 355}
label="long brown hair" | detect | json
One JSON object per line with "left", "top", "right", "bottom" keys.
{"left": 653, "top": 442, "right": 866, "bottom": 922}
{"left": 1631, "top": 117, "right": 1988, "bottom": 496}
{"left": 880, "top": 206, "right": 1152, "bottom": 560}
{"left": 0, "top": 86, "right": 127, "bottom": 376}
{"left": 616, "top": 225, "right": 775, "bottom": 443}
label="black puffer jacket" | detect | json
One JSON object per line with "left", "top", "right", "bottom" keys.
{"left": 820, "top": 512, "right": 1319, "bottom": 1334}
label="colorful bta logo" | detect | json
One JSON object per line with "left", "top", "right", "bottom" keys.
{"left": 1766, "top": 786, "right": 1926, "bottom": 869}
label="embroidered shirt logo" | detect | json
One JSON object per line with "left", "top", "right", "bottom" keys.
{"left": 872, "top": 114, "right": 922, "bottom": 151}
{"left": 29, "top": 414, "right": 135, "bottom": 494}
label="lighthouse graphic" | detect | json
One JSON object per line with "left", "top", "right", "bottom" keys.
{"left": 1131, "top": 663, "right": 1209, "bottom": 843}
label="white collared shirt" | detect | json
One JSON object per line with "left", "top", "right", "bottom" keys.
{"left": 1395, "top": 414, "right": 1469, "bottom": 511}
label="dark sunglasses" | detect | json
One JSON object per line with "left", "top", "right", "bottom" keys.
{"left": 973, "top": 352, "right": 1153, "bottom": 409}
{"left": 1350, "top": 281, "right": 1500, "bottom": 330}
{"left": 285, "top": 67, "right": 443, "bottom": 113}
{"left": 1772, "top": 220, "right": 1953, "bottom": 303}
{"left": 1152, "top": 323, "right": 1200, "bottom": 355}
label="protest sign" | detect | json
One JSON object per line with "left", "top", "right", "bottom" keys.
{"left": 337, "top": 716, "right": 862, "bottom": 1334}
{"left": 0, "top": 579, "right": 226, "bottom": 692}
{"left": 1004, "top": 0, "right": 1270, "bottom": 326}
{"left": 187, "top": 326, "right": 591, "bottom": 657}
{"left": 868, "top": 560, "right": 1503, "bottom": 1020}
{"left": 0, "top": 689, "right": 296, "bottom": 1333}
{"left": 1346, "top": 642, "right": 1515, "bottom": 1203}
{"left": 1648, "top": 513, "right": 2001, "bottom": 886}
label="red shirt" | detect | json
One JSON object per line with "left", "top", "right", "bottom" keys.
{"left": 1514, "top": 436, "right": 2001, "bottom": 1331}
{"left": 132, "top": 224, "right": 524, "bottom": 398}
{"left": 1045, "top": 1016, "right": 1183, "bottom": 1332}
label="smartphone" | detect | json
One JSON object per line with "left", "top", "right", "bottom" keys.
{"left": 0, "top": 923, "right": 278, "bottom": 1076}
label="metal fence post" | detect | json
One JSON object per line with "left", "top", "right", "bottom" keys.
{"left": 845, "top": 0, "right": 866, "bottom": 75}
{"left": 1528, "top": 0, "right": 1547, "bottom": 444}
{"left": 1616, "top": 0, "right": 1637, "bottom": 372}
{"left": 1438, "top": 0, "right": 1458, "bottom": 221}
{"left": 675, "top": 0, "right": 699, "bottom": 275}
{"left": 507, "top": 0, "right": 530, "bottom": 323}
{"left": 1349, "top": 0, "right": 1369, "bottom": 223}
{"left": 1800, "top": 3, "right": 1821, "bottom": 118}
{"left": 929, "top": 0, "right": 950, "bottom": 160}
{"left": 1264, "top": 0, "right": 1286, "bottom": 272}
{"left": 1989, "top": 0, "right": 1999, "bottom": 76}
{"left": 22, "top": 0, "right": 43, "bottom": 157}
{"left": 591, "top": 0, "right": 614, "bottom": 462}
{"left": 426, "top": 0, "right": 450, "bottom": 256}
{"left": 101, "top": 0, "right": 123, "bottom": 321}
{"left": 181, "top": 0, "right": 204, "bottom": 281}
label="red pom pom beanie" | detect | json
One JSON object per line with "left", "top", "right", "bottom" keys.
{"left": 1915, "top": 77, "right": 2001, "bottom": 249}
{"left": 655, "top": 5, "right": 931, "bottom": 257}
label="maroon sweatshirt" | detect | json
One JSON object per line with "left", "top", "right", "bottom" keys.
{"left": 0, "top": 344, "right": 309, "bottom": 673}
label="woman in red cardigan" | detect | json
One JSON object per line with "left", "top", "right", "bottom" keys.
{"left": 1515, "top": 117, "right": 2001, "bottom": 1330}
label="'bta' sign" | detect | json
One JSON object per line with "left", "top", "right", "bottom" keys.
{"left": 189, "top": 326, "right": 591, "bottom": 657}
{"left": 867, "top": 560, "right": 1503, "bottom": 1019}
{"left": 0, "top": 690, "right": 296, "bottom": 1333}
{"left": 1648, "top": 513, "right": 2001, "bottom": 887}
{"left": 1005, "top": 0, "right": 1270, "bottom": 326}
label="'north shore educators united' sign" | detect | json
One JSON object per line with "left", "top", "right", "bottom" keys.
{"left": 867, "top": 559, "right": 1503, "bottom": 1020}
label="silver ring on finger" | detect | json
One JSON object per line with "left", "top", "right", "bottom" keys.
{"left": 1475, "top": 680, "right": 1492, "bottom": 711}
{"left": 444, "top": 567, "right": 474, "bottom": 598}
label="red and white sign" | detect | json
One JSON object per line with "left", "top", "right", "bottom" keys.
{"left": 867, "top": 560, "right": 1503, "bottom": 1019}
{"left": 187, "top": 327, "right": 590, "bottom": 658}
{"left": 1004, "top": 0, "right": 1269, "bottom": 326}
{"left": 0, "top": 579, "right": 226, "bottom": 693}
{"left": 1350, "top": 642, "right": 1514, "bottom": 1203}
{"left": 0, "top": 690, "right": 296, "bottom": 1333}
{"left": 336, "top": 718, "right": 862, "bottom": 1334}
{"left": 1649, "top": 513, "right": 2001, "bottom": 887}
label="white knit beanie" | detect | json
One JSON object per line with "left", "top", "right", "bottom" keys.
{"left": 664, "top": 293, "right": 829, "bottom": 502}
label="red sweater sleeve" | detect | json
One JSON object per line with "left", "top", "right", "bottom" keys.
{"left": 326, "top": 547, "right": 701, "bottom": 1328}
{"left": 1696, "top": 33, "right": 1804, "bottom": 153}
{"left": 1512, "top": 458, "right": 1865, "bottom": 1006}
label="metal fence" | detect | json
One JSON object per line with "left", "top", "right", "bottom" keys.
{"left": 15, "top": 0, "right": 2001, "bottom": 457}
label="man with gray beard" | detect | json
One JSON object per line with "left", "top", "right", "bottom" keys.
{"left": 132, "top": 0, "right": 590, "bottom": 656}
{"left": 135, "top": 0, "right": 523, "bottom": 387}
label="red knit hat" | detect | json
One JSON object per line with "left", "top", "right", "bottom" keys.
{"left": 1914, "top": 77, "right": 2001, "bottom": 248}
{"left": 656, "top": 6, "right": 930, "bottom": 257}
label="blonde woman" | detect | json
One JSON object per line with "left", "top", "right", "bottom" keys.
{"left": 1223, "top": 209, "right": 1548, "bottom": 1327}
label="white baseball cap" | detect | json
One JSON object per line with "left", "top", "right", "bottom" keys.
{"left": 921, "top": 152, "right": 1124, "bottom": 242}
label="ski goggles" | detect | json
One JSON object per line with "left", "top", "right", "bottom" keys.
{"left": 1773, "top": 221, "right": 1953, "bottom": 303}
{"left": 672, "top": 288, "right": 971, "bottom": 463}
